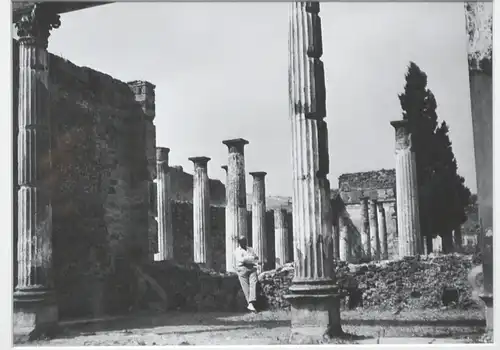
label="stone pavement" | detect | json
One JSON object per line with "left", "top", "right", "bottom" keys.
{"left": 15, "top": 310, "right": 485, "bottom": 346}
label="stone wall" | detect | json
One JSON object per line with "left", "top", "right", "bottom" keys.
{"left": 169, "top": 166, "right": 226, "bottom": 206}
{"left": 13, "top": 39, "right": 150, "bottom": 319}
{"left": 338, "top": 169, "right": 396, "bottom": 193}
{"left": 335, "top": 169, "right": 398, "bottom": 260}
{"left": 259, "top": 254, "right": 483, "bottom": 311}
{"left": 170, "top": 201, "right": 292, "bottom": 272}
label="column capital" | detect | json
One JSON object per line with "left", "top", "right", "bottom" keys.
{"left": 391, "top": 119, "right": 412, "bottom": 150}
{"left": 14, "top": 3, "right": 61, "bottom": 48}
{"left": 156, "top": 147, "right": 170, "bottom": 162}
{"left": 222, "top": 138, "right": 249, "bottom": 154}
{"left": 249, "top": 171, "right": 267, "bottom": 179}
{"left": 369, "top": 198, "right": 378, "bottom": 205}
{"left": 189, "top": 156, "right": 211, "bottom": 167}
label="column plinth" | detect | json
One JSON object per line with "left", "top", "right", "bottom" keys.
{"left": 284, "top": 2, "right": 342, "bottom": 340}
{"left": 369, "top": 200, "right": 380, "bottom": 261}
{"left": 189, "top": 157, "right": 211, "bottom": 267}
{"left": 359, "top": 197, "right": 371, "bottom": 260}
{"left": 377, "top": 203, "right": 388, "bottom": 260}
{"left": 274, "top": 208, "right": 290, "bottom": 267}
{"left": 222, "top": 138, "right": 249, "bottom": 273}
{"left": 13, "top": 4, "right": 62, "bottom": 339}
{"left": 155, "top": 147, "right": 174, "bottom": 261}
{"left": 250, "top": 172, "right": 267, "bottom": 272}
{"left": 391, "top": 120, "right": 421, "bottom": 257}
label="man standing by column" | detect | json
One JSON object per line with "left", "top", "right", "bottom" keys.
{"left": 234, "top": 236, "right": 259, "bottom": 313}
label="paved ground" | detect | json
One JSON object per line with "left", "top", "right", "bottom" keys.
{"left": 17, "top": 309, "right": 488, "bottom": 346}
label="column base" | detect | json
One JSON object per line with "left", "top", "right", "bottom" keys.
{"left": 479, "top": 294, "right": 493, "bottom": 331}
{"left": 284, "top": 279, "right": 344, "bottom": 341}
{"left": 13, "top": 289, "right": 59, "bottom": 342}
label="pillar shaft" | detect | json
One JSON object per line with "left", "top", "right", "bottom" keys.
{"left": 274, "top": 208, "right": 290, "bottom": 267}
{"left": 331, "top": 199, "right": 340, "bottom": 260}
{"left": 250, "top": 172, "right": 267, "bottom": 272}
{"left": 377, "top": 203, "right": 388, "bottom": 260}
{"left": 155, "top": 147, "right": 173, "bottom": 261}
{"left": 222, "top": 139, "right": 249, "bottom": 272}
{"left": 285, "top": 2, "right": 341, "bottom": 339}
{"left": 338, "top": 213, "right": 350, "bottom": 262}
{"left": 465, "top": 2, "right": 493, "bottom": 331}
{"left": 14, "top": 3, "right": 61, "bottom": 335}
{"left": 391, "top": 120, "right": 421, "bottom": 257}
{"left": 359, "top": 197, "right": 371, "bottom": 260}
{"left": 369, "top": 200, "right": 380, "bottom": 261}
{"left": 189, "top": 157, "right": 211, "bottom": 266}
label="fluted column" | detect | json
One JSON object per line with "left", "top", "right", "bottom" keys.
{"left": 377, "top": 203, "right": 388, "bottom": 260}
{"left": 369, "top": 199, "right": 380, "bottom": 261}
{"left": 359, "top": 196, "right": 371, "bottom": 260}
{"left": 391, "top": 120, "right": 421, "bottom": 257}
{"left": 155, "top": 147, "right": 174, "bottom": 261}
{"left": 189, "top": 157, "right": 211, "bottom": 267}
{"left": 222, "top": 138, "right": 249, "bottom": 272}
{"left": 274, "top": 208, "right": 290, "bottom": 267}
{"left": 13, "top": 4, "right": 61, "bottom": 336}
{"left": 331, "top": 198, "right": 340, "bottom": 260}
{"left": 338, "top": 213, "right": 350, "bottom": 262}
{"left": 250, "top": 172, "right": 267, "bottom": 272}
{"left": 465, "top": 3, "right": 493, "bottom": 331}
{"left": 285, "top": 2, "right": 341, "bottom": 339}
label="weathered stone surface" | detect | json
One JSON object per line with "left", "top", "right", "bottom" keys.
{"left": 13, "top": 36, "right": 150, "bottom": 320}
{"left": 359, "top": 197, "right": 371, "bottom": 260}
{"left": 377, "top": 203, "right": 388, "bottom": 260}
{"left": 274, "top": 208, "right": 290, "bottom": 268}
{"left": 142, "top": 261, "right": 247, "bottom": 312}
{"left": 13, "top": 6, "right": 60, "bottom": 336}
{"left": 391, "top": 120, "right": 421, "bottom": 257}
{"left": 339, "top": 169, "right": 396, "bottom": 193}
{"left": 189, "top": 157, "right": 211, "bottom": 267}
{"left": 222, "top": 138, "right": 249, "bottom": 272}
{"left": 286, "top": 2, "right": 340, "bottom": 338}
{"left": 250, "top": 172, "right": 268, "bottom": 272}
{"left": 465, "top": 2, "right": 493, "bottom": 331}
{"left": 369, "top": 200, "right": 380, "bottom": 261}
{"left": 259, "top": 254, "right": 484, "bottom": 311}
{"left": 156, "top": 148, "right": 173, "bottom": 261}
{"left": 171, "top": 201, "right": 226, "bottom": 272}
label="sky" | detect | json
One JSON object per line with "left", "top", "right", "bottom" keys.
{"left": 44, "top": 2, "right": 477, "bottom": 197}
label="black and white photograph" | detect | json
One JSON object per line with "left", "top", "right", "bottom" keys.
{"left": 6, "top": 0, "right": 496, "bottom": 346}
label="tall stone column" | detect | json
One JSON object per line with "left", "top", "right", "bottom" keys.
{"left": 284, "top": 2, "right": 341, "bottom": 339}
{"left": 222, "top": 138, "right": 249, "bottom": 272}
{"left": 377, "top": 203, "right": 388, "bottom": 260}
{"left": 465, "top": 3, "right": 493, "bottom": 331}
{"left": 368, "top": 199, "right": 380, "bottom": 261}
{"left": 274, "top": 208, "right": 290, "bottom": 267}
{"left": 155, "top": 147, "right": 174, "bottom": 261}
{"left": 359, "top": 196, "right": 371, "bottom": 260}
{"left": 338, "top": 214, "right": 350, "bottom": 262}
{"left": 13, "top": 4, "right": 61, "bottom": 336}
{"left": 189, "top": 157, "right": 211, "bottom": 267}
{"left": 391, "top": 120, "right": 421, "bottom": 257}
{"left": 250, "top": 172, "right": 267, "bottom": 272}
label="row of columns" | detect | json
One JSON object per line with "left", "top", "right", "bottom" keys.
{"left": 154, "top": 139, "right": 292, "bottom": 272}
{"left": 337, "top": 198, "right": 389, "bottom": 262}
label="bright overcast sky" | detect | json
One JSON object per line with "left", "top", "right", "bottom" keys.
{"left": 45, "top": 2, "right": 476, "bottom": 197}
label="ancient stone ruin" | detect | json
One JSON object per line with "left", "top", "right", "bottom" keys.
{"left": 11, "top": 0, "right": 493, "bottom": 342}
